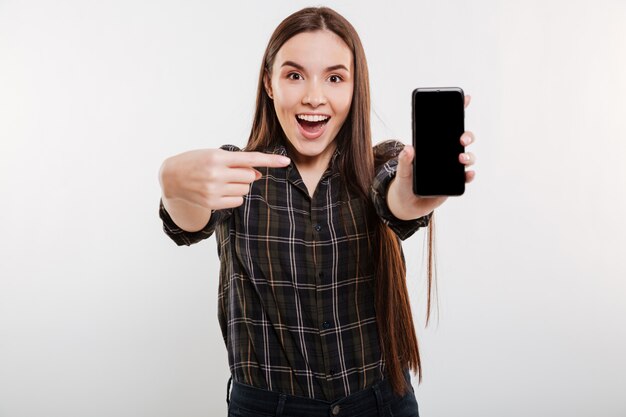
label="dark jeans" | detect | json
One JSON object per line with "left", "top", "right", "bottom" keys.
{"left": 226, "top": 371, "right": 419, "bottom": 417}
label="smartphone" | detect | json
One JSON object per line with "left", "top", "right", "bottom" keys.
{"left": 412, "top": 87, "right": 465, "bottom": 197}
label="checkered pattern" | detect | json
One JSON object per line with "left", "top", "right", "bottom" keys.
{"left": 159, "top": 141, "right": 431, "bottom": 401}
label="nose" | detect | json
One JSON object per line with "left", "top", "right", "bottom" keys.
{"left": 302, "top": 79, "right": 327, "bottom": 107}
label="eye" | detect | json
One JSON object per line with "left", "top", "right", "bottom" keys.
{"left": 329, "top": 75, "right": 343, "bottom": 83}
{"left": 287, "top": 72, "right": 302, "bottom": 80}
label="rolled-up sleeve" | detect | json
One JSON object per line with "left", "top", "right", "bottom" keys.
{"left": 370, "top": 145, "right": 432, "bottom": 240}
{"left": 159, "top": 198, "right": 231, "bottom": 246}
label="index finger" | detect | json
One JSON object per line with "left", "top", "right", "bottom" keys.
{"left": 226, "top": 151, "right": 291, "bottom": 168}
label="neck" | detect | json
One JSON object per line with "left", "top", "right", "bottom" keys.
{"left": 286, "top": 142, "right": 337, "bottom": 198}
{"left": 289, "top": 142, "right": 337, "bottom": 178}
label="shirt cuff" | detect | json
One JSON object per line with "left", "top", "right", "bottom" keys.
{"left": 371, "top": 157, "right": 432, "bottom": 241}
{"left": 159, "top": 198, "right": 224, "bottom": 246}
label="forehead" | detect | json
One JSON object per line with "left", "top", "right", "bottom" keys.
{"left": 274, "top": 30, "right": 353, "bottom": 72}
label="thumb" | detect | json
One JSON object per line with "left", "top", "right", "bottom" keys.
{"left": 396, "top": 145, "right": 414, "bottom": 179}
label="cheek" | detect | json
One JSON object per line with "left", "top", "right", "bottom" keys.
{"left": 331, "top": 88, "right": 353, "bottom": 117}
{"left": 273, "top": 84, "right": 301, "bottom": 110}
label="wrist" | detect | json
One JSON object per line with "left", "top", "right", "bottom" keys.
{"left": 387, "top": 178, "right": 434, "bottom": 220}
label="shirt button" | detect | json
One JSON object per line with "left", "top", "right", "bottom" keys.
{"left": 322, "top": 321, "right": 331, "bottom": 329}
{"left": 314, "top": 224, "right": 322, "bottom": 232}
{"left": 318, "top": 271, "right": 324, "bottom": 278}
{"left": 331, "top": 405, "right": 341, "bottom": 415}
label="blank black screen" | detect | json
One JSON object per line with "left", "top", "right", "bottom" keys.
{"left": 412, "top": 88, "right": 465, "bottom": 196}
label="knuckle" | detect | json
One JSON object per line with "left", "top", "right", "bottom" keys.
{"left": 205, "top": 169, "right": 218, "bottom": 182}
{"left": 204, "top": 151, "right": 217, "bottom": 165}
{"left": 235, "top": 152, "right": 252, "bottom": 166}
{"left": 206, "top": 196, "right": 218, "bottom": 208}
{"left": 245, "top": 154, "right": 259, "bottom": 167}
{"left": 205, "top": 182, "right": 218, "bottom": 197}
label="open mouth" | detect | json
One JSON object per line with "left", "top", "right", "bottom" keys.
{"left": 296, "top": 114, "right": 330, "bottom": 136}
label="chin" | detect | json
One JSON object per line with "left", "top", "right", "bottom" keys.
{"left": 294, "top": 140, "right": 332, "bottom": 157}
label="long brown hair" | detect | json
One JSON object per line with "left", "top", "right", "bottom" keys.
{"left": 246, "top": 6, "right": 436, "bottom": 396}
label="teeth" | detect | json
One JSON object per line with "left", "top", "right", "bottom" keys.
{"left": 297, "top": 114, "right": 329, "bottom": 122}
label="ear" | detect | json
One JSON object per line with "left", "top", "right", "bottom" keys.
{"left": 263, "top": 70, "right": 273, "bottom": 99}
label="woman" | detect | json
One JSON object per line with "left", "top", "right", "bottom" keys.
{"left": 158, "top": 6, "right": 476, "bottom": 417}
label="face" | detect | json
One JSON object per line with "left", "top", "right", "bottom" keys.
{"left": 265, "top": 30, "right": 354, "bottom": 167}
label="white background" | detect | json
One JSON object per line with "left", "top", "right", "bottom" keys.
{"left": 1, "top": 0, "right": 625, "bottom": 416}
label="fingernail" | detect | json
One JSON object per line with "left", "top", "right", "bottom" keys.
{"left": 462, "top": 154, "right": 470, "bottom": 161}
{"left": 280, "top": 156, "right": 291, "bottom": 164}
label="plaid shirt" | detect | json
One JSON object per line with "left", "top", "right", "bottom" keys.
{"left": 159, "top": 140, "right": 431, "bottom": 401}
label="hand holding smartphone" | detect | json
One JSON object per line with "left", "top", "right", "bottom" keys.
{"left": 412, "top": 87, "right": 466, "bottom": 197}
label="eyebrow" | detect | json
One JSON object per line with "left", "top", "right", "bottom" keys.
{"left": 280, "top": 60, "right": 350, "bottom": 73}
